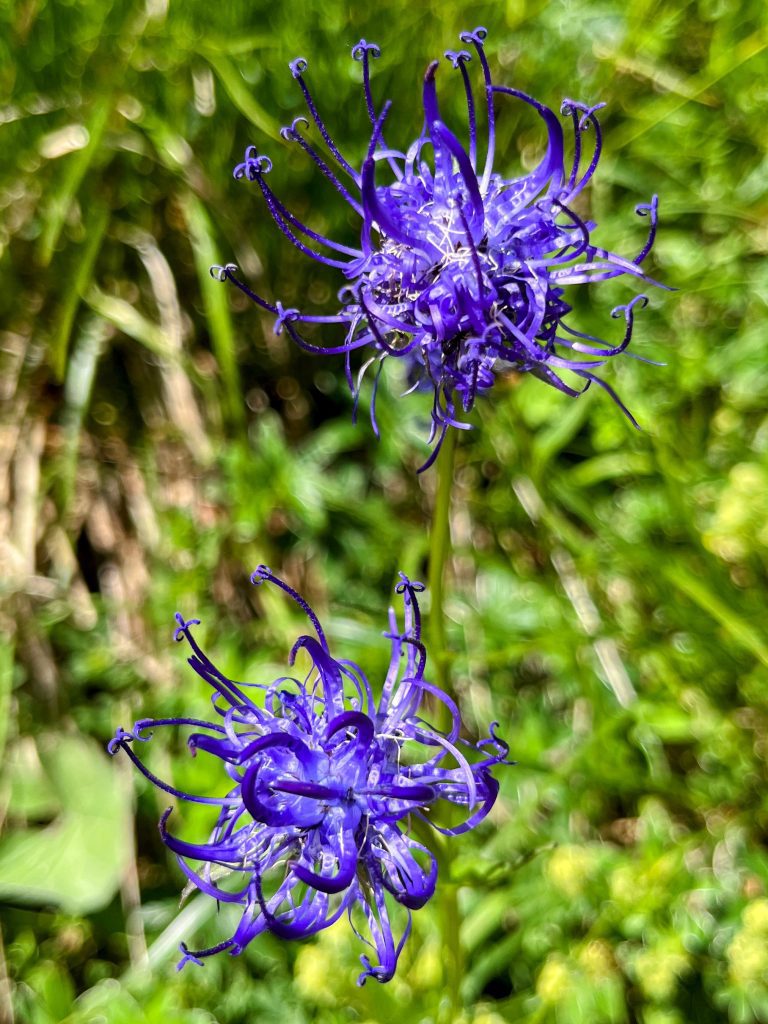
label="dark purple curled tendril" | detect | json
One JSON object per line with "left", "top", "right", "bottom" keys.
{"left": 212, "top": 28, "right": 667, "bottom": 471}
{"left": 109, "top": 569, "right": 510, "bottom": 984}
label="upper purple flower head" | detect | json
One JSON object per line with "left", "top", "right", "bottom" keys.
{"left": 214, "top": 28, "right": 665, "bottom": 469}
{"left": 109, "top": 568, "right": 509, "bottom": 984}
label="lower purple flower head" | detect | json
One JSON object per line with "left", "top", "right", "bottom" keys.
{"left": 213, "top": 28, "right": 667, "bottom": 469}
{"left": 109, "top": 568, "right": 510, "bottom": 984}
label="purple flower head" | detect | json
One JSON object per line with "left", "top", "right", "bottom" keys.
{"left": 213, "top": 28, "right": 666, "bottom": 470}
{"left": 109, "top": 568, "right": 510, "bottom": 984}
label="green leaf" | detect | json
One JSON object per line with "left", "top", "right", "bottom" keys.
{"left": 0, "top": 734, "right": 132, "bottom": 914}
{"left": 4, "top": 739, "right": 60, "bottom": 820}
{"left": 205, "top": 54, "right": 281, "bottom": 139}
{"left": 663, "top": 564, "right": 768, "bottom": 667}
{"left": 38, "top": 97, "right": 111, "bottom": 266}
{"left": 49, "top": 204, "right": 110, "bottom": 382}
{"left": 182, "top": 192, "right": 244, "bottom": 427}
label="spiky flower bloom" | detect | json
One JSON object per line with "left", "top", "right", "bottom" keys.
{"left": 213, "top": 28, "right": 664, "bottom": 469}
{"left": 109, "top": 568, "right": 509, "bottom": 984}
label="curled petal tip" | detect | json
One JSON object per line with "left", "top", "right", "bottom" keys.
{"left": 352, "top": 39, "right": 381, "bottom": 61}
{"left": 209, "top": 263, "right": 237, "bottom": 282}
{"left": 289, "top": 56, "right": 308, "bottom": 78}
{"left": 395, "top": 572, "right": 425, "bottom": 595}
{"left": 636, "top": 194, "right": 659, "bottom": 217}
{"left": 250, "top": 564, "right": 272, "bottom": 585}
{"left": 560, "top": 97, "right": 606, "bottom": 119}
{"left": 611, "top": 294, "right": 649, "bottom": 318}
{"left": 177, "top": 943, "right": 204, "bottom": 970}
{"left": 459, "top": 25, "right": 488, "bottom": 44}
{"left": 173, "top": 614, "right": 201, "bottom": 641}
{"left": 107, "top": 726, "right": 132, "bottom": 755}
{"left": 445, "top": 48, "right": 471, "bottom": 68}
{"left": 273, "top": 302, "right": 300, "bottom": 334}
{"left": 281, "top": 116, "right": 310, "bottom": 141}
{"left": 233, "top": 152, "right": 272, "bottom": 179}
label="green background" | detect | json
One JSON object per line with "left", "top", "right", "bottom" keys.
{"left": 1, "top": 0, "right": 767, "bottom": 1021}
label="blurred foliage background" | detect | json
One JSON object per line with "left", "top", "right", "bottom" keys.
{"left": 1, "top": 0, "right": 767, "bottom": 1021}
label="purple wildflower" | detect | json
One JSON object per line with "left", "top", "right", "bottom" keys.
{"left": 109, "top": 568, "right": 509, "bottom": 984}
{"left": 213, "top": 28, "right": 665, "bottom": 469}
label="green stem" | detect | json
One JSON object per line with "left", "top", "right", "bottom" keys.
{"left": 441, "top": 879, "right": 463, "bottom": 1023}
{"left": 426, "top": 427, "right": 463, "bottom": 1022}
{"left": 428, "top": 425, "right": 459, "bottom": 699}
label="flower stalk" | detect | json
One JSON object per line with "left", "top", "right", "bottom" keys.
{"left": 428, "top": 417, "right": 459, "bottom": 698}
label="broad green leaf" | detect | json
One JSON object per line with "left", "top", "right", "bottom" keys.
{"left": 0, "top": 734, "right": 132, "bottom": 914}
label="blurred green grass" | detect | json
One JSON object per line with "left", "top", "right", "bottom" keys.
{"left": 1, "top": 0, "right": 768, "bottom": 1021}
